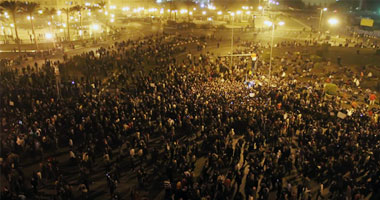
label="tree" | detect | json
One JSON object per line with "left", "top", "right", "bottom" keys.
{"left": 97, "top": 1, "right": 106, "bottom": 10}
{"left": 44, "top": 7, "right": 56, "bottom": 26}
{"left": 183, "top": 0, "right": 196, "bottom": 22}
{"left": 0, "top": 8, "right": 7, "bottom": 43}
{"left": 163, "top": 1, "right": 177, "bottom": 21}
{"left": 61, "top": 6, "right": 75, "bottom": 41}
{"left": 44, "top": 7, "right": 56, "bottom": 46}
{"left": 72, "top": 5, "right": 83, "bottom": 38}
{"left": 0, "top": 0, "right": 21, "bottom": 52}
{"left": 21, "top": 1, "right": 39, "bottom": 51}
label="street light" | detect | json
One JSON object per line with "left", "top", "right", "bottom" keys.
{"left": 328, "top": 18, "right": 339, "bottom": 26}
{"left": 264, "top": 20, "right": 272, "bottom": 26}
{"left": 92, "top": 24, "right": 100, "bottom": 31}
{"left": 265, "top": 20, "right": 285, "bottom": 79}
{"left": 45, "top": 32, "right": 53, "bottom": 39}
{"left": 230, "top": 12, "right": 235, "bottom": 67}
{"left": 258, "top": 6, "right": 264, "bottom": 15}
{"left": 319, "top": 8, "right": 327, "bottom": 32}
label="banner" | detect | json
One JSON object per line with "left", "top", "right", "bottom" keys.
{"left": 360, "top": 18, "right": 374, "bottom": 27}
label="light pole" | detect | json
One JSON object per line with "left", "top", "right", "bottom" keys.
{"left": 318, "top": 8, "right": 327, "bottom": 33}
{"left": 327, "top": 17, "right": 339, "bottom": 38}
{"left": 265, "top": 20, "right": 284, "bottom": 79}
{"left": 230, "top": 12, "right": 235, "bottom": 68}
{"left": 258, "top": 6, "right": 264, "bottom": 15}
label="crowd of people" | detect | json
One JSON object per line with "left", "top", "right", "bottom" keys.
{"left": 1, "top": 31, "right": 379, "bottom": 200}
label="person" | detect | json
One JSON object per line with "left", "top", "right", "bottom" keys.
{"left": 337, "top": 56, "right": 342, "bottom": 66}
{"left": 78, "top": 183, "right": 88, "bottom": 200}
{"left": 369, "top": 93, "right": 376, "bottom": 105}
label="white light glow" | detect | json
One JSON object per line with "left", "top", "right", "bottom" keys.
{"left": 264, "top": 20, "right": 273, "bottom": 26}
{"left": 45, "top": 33, "right": 53, "bottom": 39}
{"left": 92, "top": 24, "right": 99, "bottom": 30}
{"left": 328, "top": 18, "right": 339, "bottom": 25}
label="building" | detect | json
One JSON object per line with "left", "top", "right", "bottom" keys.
{"left": 301, "top": 0, "right": 337, "bottom": 7}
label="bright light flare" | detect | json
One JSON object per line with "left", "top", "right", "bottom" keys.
{"left": 328, "top": 18, "right": 339, "bottom": 26}
{"left": 92, "top": 24, "right": 100, "bottom": 30}
{"left": 45, "top": 33, "right": 53, "bottom": 39}
{"left": 264, "top": 20, "right": 273, "bottom": 26}
{"left": 323, "top": 8, "right": 328, "bottom": 11}
{"left": 258, "top": 6, "right": 263, "bottom": 10}
{"left": 202, "top": 11, "right": 206, "bottom": 15}
{"left": 122, "top": 7, "right": 130, "bottom": 11}
{"left": 57, "top": 10, "right": 61, "bottom": 15}
{"left": 236, "top": 10, "right": 242, "bottom": 15}
{"left": 208, "top": 4, "right": 216, "bottom": 10}
{"left": 278, "top": 21, "right": 285, "bottom": 26}
{"left": 217, "top": 11, "right": 222, "bottom": 15}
